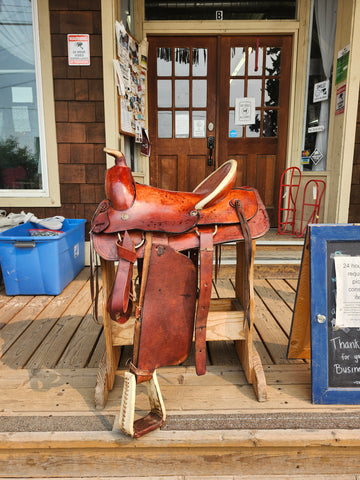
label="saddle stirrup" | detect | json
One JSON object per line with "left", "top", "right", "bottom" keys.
{"left": 119, "top": 370, "right": 166, "bottom": 438}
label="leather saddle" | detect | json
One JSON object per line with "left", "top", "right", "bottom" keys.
{"left": 91, "top": 148, "right": 269, "bottom": 438}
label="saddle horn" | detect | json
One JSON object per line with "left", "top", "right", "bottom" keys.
{"left": 104, "top": 148, "right": 135, "bottom": 211}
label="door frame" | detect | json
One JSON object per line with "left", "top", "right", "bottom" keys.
{"left": 146, "top": 32, "right": 295, "bottom": 225}
{"left": 142, "top": 3, "right": 309, "bottom": 189}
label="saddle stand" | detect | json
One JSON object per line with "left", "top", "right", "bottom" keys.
{"left": 91, "top": 148, "right": 270, "bottom": 438}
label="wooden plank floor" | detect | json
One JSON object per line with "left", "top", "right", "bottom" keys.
{"left": 2, "top": 263, "right": 360, "bottom": 478}
{"left": 0, "top": 265, "right": 301, "bottom": 371}
{"left": 0, "top": 263, "right": 303, "bottom": 380}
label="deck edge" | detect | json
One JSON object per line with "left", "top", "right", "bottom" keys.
{"left": 0, "top": 428, "right": 360, "bottom": 450}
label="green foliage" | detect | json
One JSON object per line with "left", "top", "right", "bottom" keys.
{"left": 0, "top": 136, "right": 39, "bottom": 189}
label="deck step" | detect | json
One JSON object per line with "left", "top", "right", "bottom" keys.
{"left": 2, "top": 365, "right": 360, "bottom": 478}
{"left": 221, "top": 228, "right": 304, "bottom": 267}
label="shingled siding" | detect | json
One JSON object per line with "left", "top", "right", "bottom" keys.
{"left": 19, "top": 0, "right": 106, "bottom": 239}
{"left": 349, "top": 92, "right": 360, "bottom": 223}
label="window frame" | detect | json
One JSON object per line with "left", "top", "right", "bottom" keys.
{"left": 0, "top": 0, "right": 60, "bottom": 207}
{"left": 301, "top": 0, "right": 338, "bottom": 172}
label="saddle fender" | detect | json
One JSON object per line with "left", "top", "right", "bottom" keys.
{"left": 133, "top": 242, "right": 197, "bottom": 381}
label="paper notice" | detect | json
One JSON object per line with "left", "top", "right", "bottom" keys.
{"left": 334, "top": 255, "right": 360, "bottom": 328}
{"left": 235, "top": 97, "right": 255, "bottom": 125}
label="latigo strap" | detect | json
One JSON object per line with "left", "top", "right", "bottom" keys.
{"left": 107, "top": 230, "right": 136, "bottom": 323}
{"left": 195, "top": 227, "right": 214, "bottom": 376}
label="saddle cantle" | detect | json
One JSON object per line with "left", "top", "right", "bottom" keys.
{"left": 91, "top": 148, "right": 270, "bottom": 438}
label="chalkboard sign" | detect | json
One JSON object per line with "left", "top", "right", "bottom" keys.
{"left": 310, "top": 224, "right": 360, "bottom": 404}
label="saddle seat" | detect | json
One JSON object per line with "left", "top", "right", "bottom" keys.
{"left": 192, "top": 158, "right": 237, "bottom": 209}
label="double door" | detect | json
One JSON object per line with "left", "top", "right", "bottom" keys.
{"left": 147, "top": 35, "right": 292, "bottom": 225}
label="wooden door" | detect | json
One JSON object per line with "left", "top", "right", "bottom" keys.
{"left": 148, "top": 35, "right": 292, "bottom": 225}
{"left": 217, "top": 36, "right": 292, "bottom": 224}
{"left": 148, "top": 37, "right": 217, "bottom": 191}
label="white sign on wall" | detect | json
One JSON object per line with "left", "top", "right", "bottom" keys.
{"left": 68, "top": 34, "right": 90, "bottom": 66}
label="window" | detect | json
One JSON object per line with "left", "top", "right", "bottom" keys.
{"left": 123, "top": 135, "right": 137, "bottom": 171}
{"left": 229, "top": 45, "right": 281, "bottom": 139}
{"left": 0, "top": 0, "right": 55, "bottom": 200}
{"left": 302, "top": 0, "right": 338, "bottom": 171}
{"left": 145, "top": 0, "right": 297, "bottom": 21}
{"left": 156, "top": 46, "right": 208, "bottom": 139}
{"left": 121, "top": 0, "right": 134, "bottom": 35}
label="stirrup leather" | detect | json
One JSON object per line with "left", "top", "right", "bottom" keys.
{"left": 119, "top": 370, "right": 166, "bottom": 438}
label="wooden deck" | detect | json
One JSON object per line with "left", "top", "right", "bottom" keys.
{"left": 1, "top": 256, "right": 360, "bottom": 478}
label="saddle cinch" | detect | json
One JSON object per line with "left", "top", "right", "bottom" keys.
{"left": 91, "top": 148, "right": 269, "bottom": 438}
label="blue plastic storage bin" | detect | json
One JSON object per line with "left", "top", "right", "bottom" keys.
{"left": 0, "top": 219, "right": 86, "bottom": 295}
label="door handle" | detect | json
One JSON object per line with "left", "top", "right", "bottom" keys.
{"left": 207, "top": 136, "right": 215, "bottom": 166}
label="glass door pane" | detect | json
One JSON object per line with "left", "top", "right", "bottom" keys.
{"left": 156, "top": 45, "right": 209, "bottom": 139}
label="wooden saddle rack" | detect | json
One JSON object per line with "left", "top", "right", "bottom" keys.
{"left": 91, "top": 148, "right": 270, "bottom": 438}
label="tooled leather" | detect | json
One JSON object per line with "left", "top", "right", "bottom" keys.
{"left": 94, "top": 186, "right": 261, "bottom": 236}
{"left": 91, "top": 209, "right": 269, "bottom": 263}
